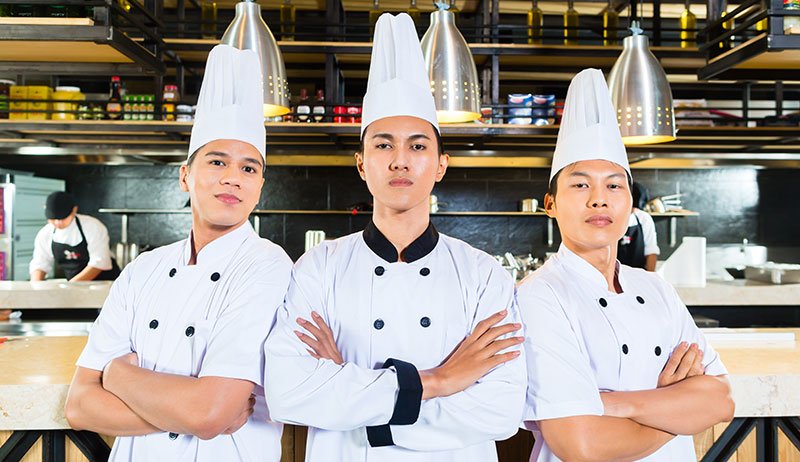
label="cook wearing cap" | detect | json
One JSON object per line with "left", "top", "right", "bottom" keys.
{"left": 29, "top": 191, "right": 120, "bottom": 282}
{"left": 66, "top": 44, "right": 292, "bottom": 461}
{"left": 516, "top": 69, "right": 733, "bottom": 461}
{"left": 264, "top": 13, "right": 525, "bottom": 462}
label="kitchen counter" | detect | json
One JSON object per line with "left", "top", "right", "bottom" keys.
{"left": 676, "top": 279, "right": 800, "bottom": 306}
{"left": 0, "top": 330, "right": 799, "bottom": 429}
{"left": 0, "top": 280, "right": 111, "bottom": 309}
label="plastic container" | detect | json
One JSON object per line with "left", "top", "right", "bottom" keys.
{"left": 53, "top": 86, "right": 83, "bottom": 120}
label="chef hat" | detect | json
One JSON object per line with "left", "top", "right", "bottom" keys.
{"left": 189, "top": 44, "right": 265, "bottom": 160}
{"left": 550, "top": 68, "right": 630, "bottom": 182}
{"left": 361, "top": 13, "right": 439, "bottom": 139}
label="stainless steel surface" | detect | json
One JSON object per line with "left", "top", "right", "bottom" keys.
{"left": 221, "top": 0, "right": 290, "bottom": 116}
{"left": 707, "top": 242, "right": 768, "bottom": 281}
{"left": 745, "top": 263, "right": 800, "bottom": 285}
{"left": 607, "top": 23, "right": 676, "bottom": 145}
{"left": 421, "top": 8, "right": 481, "bottom": 123}
{"left": 0, "top": 321, "right": 92, "bottom": 337}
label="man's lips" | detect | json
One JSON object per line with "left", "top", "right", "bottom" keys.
{"left": 585, "top": 215, "right": 613, "bottom": 227}
{"left": 215, "top": 193, "right": 242, "bottom": 204}
{"left": 389, "top": 178, "right": 413, "bottom": 187}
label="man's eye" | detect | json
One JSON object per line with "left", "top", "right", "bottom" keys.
{"left": 243, "top": 166, "right": 257, "bottom": 174}
{"left": 375, "top": 143, "right": 391, "bottom": 150}
{"left": 210, "top": 160, "right": 224, "bottom": 166}
{"left": 411, "top": 144, "right": 426, "bottom": 151}
{"left": 572, "top": 183, "right": 588, "bottom": 188}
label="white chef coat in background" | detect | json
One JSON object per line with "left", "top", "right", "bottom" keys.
{"left": 518, "top": 244, "right": 727, "bottom": 462}
{"left": 77, "top": 222, "right": 292, "bottom": 462}
{"left": 264, "top": 224, "right": 527, "bottom": 462}
{"left": 630, "top": 208, "right": 660, "bottom": 256}
{"left": 29, "top": 214, "right": 113, "bottom": 276}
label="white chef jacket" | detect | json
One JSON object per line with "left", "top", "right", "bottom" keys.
{"left": 29, "top": 214, "right": 113, "bottom": 276}
{"left": 518, "top": 244, "right": 727, "bottom": 462}
{"left": 629, "top": 208, "right": 660, "bottom": 256}
{"left": 77, "top": 221, "right": 292, "bottom": 462}
{"left": 264, "top": 222, "right": 526, "bottom": 462}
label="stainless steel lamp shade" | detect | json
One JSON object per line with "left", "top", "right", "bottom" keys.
{"left": 421, "top": 8, "right": 481, "bottom": 123}
{"left": 608, "top": 30, "right": 676, "bottom": 145}
{"left": 221, "top": 0, "right": 290, "bottom": 117}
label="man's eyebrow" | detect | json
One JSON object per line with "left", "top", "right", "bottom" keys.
{"left": 370, "top": 132, "right": 395, "bottom": 141}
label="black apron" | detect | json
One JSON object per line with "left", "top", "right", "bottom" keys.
{"left": 52, "top": 216, "right": 121, "bottom": 281}
{"left": 618, "top": 212, "right": 646, "bottom": 269}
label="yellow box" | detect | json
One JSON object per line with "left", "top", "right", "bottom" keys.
{"left": 27, "top": 86, "right": 52, "bottom": 119}
{"left": 27, "top": 86, "right": 52, "bottom": 99}
{"left": 9, "top": 86, "right": 27, "bottom": 119}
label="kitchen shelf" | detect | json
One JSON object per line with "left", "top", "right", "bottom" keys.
{"left": 163, "top": 39, "right": 704, "bottom": 77}
{"left": 0, "top": 14, "right": 165, "bottom": 75}
{"left": 3, "top": 121, "right": 800, "bottom": 168}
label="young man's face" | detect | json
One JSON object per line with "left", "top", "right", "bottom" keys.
{"left": 48, "top": 207, "right": 78, "bottom": 230}
{"left": 545, "top": 159, "right": 632, "bottom": 252}
{"left": 355, "top": 116, "right": 448, "bottom": 214}
{"left": 179, "top": 139, "right": 264, "bottom": 229}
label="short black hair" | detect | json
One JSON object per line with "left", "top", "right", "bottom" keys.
{"left": 359, "top": 122, "right": 444, "bottom": 156}
{"left": 546, "top": 167, "right": 633, "bottom": 199}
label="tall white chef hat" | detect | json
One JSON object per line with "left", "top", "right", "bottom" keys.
{"left": 188, "top": 44, "right": 266, "bottom": 160}
{"left": 550, "top": 68, "right": 630, "bottom": 182}
{"left": 361, "top": 13, "right": 439, "bottom": 139}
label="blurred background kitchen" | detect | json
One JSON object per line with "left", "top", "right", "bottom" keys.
{"left": 1, "top": 0, "right": 800, "bottom": 460}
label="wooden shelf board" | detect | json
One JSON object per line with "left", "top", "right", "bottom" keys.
{"left": 0, "top": 41, "right": 133, "bottom": 64}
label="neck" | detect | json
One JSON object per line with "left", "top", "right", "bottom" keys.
{"left": 372, "top": 199, "right": 430, "bottom": 261}
{"left": 563, "top": 239, "right": 622, "bottom": 293}
{"left": 188, "top": 214, "right": 248, "bottom": 265}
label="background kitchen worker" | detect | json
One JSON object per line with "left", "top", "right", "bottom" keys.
{"left": 30, "top": 191, "right": 120, "bottom": 282}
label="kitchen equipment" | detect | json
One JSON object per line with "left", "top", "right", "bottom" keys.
{"left": 0, "top": 173, "right": 65, "bottom": 280}
{"left": 304, "top": 230, "right": 326, "bottom": 252}
{"left": 520, "top": 198, "right": 538, "bottom": 213}
{"left": 645, "top": 193, "right": 683, "bottom": 213}
{"left": 114, "top": 241, "right": 140, "bottom": 268}
{"left": 496, "top": 253, "right": 540, "bottom": 281}
{"left": 745, "top": 262, "right": 800, "bottom": 285}
{"left": 706, "top": 240, "right": 768, "bottom": 280}
{"left": 429, "top": 195, "right": 439, "bottom": 213}
{"left": 725, "top": 266, "right": 745, "bottom": 279}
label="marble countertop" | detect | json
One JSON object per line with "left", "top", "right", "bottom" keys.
{"left": 0, "top": 280, "right": 111, "bottom": 309}
{"left": 676, "top": 279, "right": 800, "bottom": 306}
{"left": 0, "top": 330, "right": 798, "bottom": 429}
{"left": 1, "top": 279, "right": 796, "bottom": 310}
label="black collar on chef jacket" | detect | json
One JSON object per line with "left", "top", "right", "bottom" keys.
{"left": 363, "top": 220, "right": 439, "bottom": 263}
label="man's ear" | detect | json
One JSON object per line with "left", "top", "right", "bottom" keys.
{"left": 354, "top": 151, "right": 367, "bottom": 181}
{"left": 179, "top": 164, "right": 190, "bottom": 193}
{"left": 544, "top": 193, "right": 556, "bottom": 218}
{"left": 435, "top": 153, "right": 449, "bottom": 182}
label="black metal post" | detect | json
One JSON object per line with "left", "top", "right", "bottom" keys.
{"left": 41, "top": 430, "right": 65, "bottom": 462}
{"left": 653, "top": 0, "right": 662, "bottom": 46}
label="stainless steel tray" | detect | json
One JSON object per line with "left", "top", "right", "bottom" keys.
{"left": 745, "top": 263, "right": 800, "bottom": 285}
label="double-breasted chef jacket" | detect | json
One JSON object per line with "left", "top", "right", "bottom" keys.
{"left": 264, "top": 221, "right": 527, "bottom": 462}
{"left": 518, "top": 244, "right": 727, "bottom": 462}
{"left": 77, "top": 221, "right": 292, "bottom": 462}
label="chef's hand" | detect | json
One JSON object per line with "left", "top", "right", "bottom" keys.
{"left": 0, "top": 310, "right": 11, "bottom": 321}
{"left": 294, "top": 311, "right": 344, "bottom": 365}
{"left": 222, "top": 394, "right": 256, "bottom": 435}
{"left": 419, "top": 309, "right": 522, "bottom": 400}
{"left": 657, "top": 342, "right": 704, "bottom": 388}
